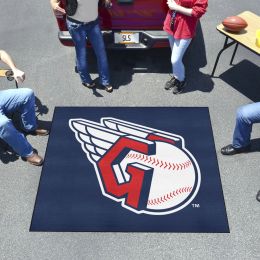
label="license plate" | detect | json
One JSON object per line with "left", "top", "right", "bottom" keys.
{"left": 114, "top": 32, "right": 139, "bottom": 44}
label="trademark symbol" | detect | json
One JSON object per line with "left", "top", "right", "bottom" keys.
{"left": 192, "top": 203, "right": 200, "bottom": 208}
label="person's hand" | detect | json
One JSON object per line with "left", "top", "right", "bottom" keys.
{"left": 50, "top": 1, "right": 66, "bottom": 17}
{"left": 167, "top": 0, "right": 179, "bottom": 11}
{"left": 12, "top": 68, "right": 25, "bottom": 84}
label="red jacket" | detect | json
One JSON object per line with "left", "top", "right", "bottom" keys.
{"left": 163, "top": 0, "right": 208, "bottom": 39}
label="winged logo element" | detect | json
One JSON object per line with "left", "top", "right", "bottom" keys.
{"left": 69, "top": 117, "right": 201, "bottom": 215}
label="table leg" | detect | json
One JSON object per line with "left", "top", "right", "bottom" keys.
{"left": 230, "top": 42, "right": 239, "bottom": 65}
{"left": 211, "top": 37, "right": 236, "bottom": 77}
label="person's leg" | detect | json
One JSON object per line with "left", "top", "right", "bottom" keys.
{"left": 66, "top": 19, "right": 93, "bottom": 85}
{"left": 165, "top": 36, "right": 191, "bottom": 92}
{"left": 171, "top": 38, "right": 192, "bottom": 82}
{"left": 232, "top": 102, "right": 260, "bottom": 148}
{"left": 0, "top": 88, "right": 37, "bottom": 132}
{"left": 0, "top": 89, "right": 45, "bottom": 164}
{"left": 18, "top": 89, "right": 37, "bottom": 132}
{"left": 87, "top": 21, "right": 110, "bottom": 87}
{"left": 164, "top": 35, "right": 176, "bottom": 90}
{"left": 0, "top": 113, "right": 33, "bottom": 157}
{"left": 221, "top": 102, "right": 260, "bottom": 155}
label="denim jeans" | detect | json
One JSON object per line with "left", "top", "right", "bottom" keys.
{"left": 67, "top": 18, "right": 110, "bottom": 86}
{"left": 168, "top": 35, "right": 192, "bottom": 82}
{"left": 233, "top": 102, "right": 260, "bottom": 148}
{"left": 0, "top": 88, "right": 37, "bottom": 157}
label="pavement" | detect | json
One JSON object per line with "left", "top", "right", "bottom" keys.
{"left": 0, "top": 0, "right": 259, "bottom": 259}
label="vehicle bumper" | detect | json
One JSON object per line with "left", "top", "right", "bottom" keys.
{"left": 58, "top": 30, "right": 169, "bottom": 49}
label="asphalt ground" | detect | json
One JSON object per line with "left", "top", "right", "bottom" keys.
{"left": 0, "top": 0, "right": 259, "bottom": 259}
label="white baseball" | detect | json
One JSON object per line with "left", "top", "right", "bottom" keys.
{"left": 119, "top": 141, "right": 195, "bottom": 211}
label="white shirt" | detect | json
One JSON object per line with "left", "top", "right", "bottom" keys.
{"left": 69, "top": 0, "right": 98, "bottom": 23}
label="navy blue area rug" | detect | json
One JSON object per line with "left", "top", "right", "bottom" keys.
{"left": 30, "top": 107, "right": 229, "bottom": 232}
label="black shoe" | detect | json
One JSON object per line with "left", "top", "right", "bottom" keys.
{"left": 164, "top": 76, "right": 176, "bottom": 90}
{"left": 103, "top": 84, "right": 113, "bottom": 93}
{"left": 221, "top": 144, "right": 251, "bottom": 155}
{"left": 256, "top": 190, "right": 260, "bottom": 202}
{"left": 23, "top": 128, "right": 49, "bottom": 137}
{"left": 82, "top": 81, "right": 96, "bottom": 89}
{"left": 24, "top": 152, "right": 44, "bottom": 166}
{"left": 31, "top": 128, "right": 49, "bottom": 136}
{"left": 172, "top": 79, "right": 186, "bottom": 94}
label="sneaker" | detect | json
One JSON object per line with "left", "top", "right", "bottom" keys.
{"left": 82, "top": 81, "right": 96, "bottom": 89}
{"left": 172, "top": 79, "right": 186, "bottom": 94}
{"left": 164, "top": 76, "right": 176, "bottom": 90}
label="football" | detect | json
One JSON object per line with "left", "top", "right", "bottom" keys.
{"left": 222, "top": 16, "right": 248, "bottom": 32}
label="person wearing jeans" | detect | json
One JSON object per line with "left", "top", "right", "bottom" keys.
{"left": 50, "top": 0, "right": 113, "bottom": 92}
{"left": 163, "top": 0, "right": 208, "bottom": 94}
{"left": 168, "top": 36, "right": 192, "bottom": 83}
{"left": 0, "top": 50, "right": 49, "bottom": 166}
{"left": 221, "top": 103, "right": 260, "bottom": 203}
{"left": 221, "top": 102, "right": 260, "bottom": 155}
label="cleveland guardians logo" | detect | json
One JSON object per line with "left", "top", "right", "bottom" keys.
{"left": 69, "top": 117, "right": 201, "bottom": 215}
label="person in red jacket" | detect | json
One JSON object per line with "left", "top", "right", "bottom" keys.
{"left": 163, "top": 0, "right": 208, "bottom": 94}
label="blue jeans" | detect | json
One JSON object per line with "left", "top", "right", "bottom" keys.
{"left": 67, "top": 18, "right": 110, "bottom": 86}
{"left": 0, "top": 88, "right": 37, "bottom": 157}
{"left": 233, "top": 102, "right": 260, "bottom": 148}
{"left": 168, "top": 35, "right": 192, "bottom": 82}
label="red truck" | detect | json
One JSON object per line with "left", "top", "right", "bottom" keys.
{"left": 55, "top": 0, "right": 169, "bottom": 49}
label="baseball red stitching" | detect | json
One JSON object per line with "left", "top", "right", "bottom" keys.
{"left": 147, "top": 186, "right": 193, "bottom": 206}
{"left": 126, "top": 153, "right": 192, "bottom": 171}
